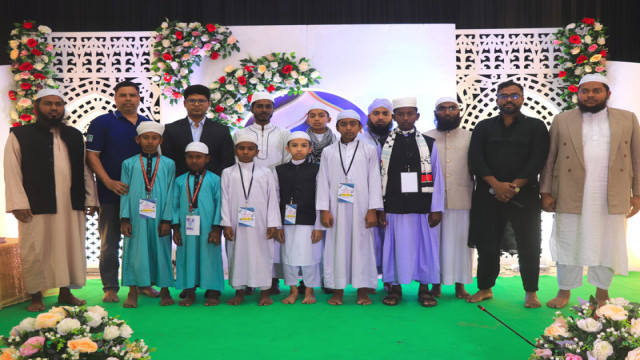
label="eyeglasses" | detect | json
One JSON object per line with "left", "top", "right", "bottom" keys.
{"left": 579, "top": 88, "right": 605, "bottom": 95}
{"left": 185, "top": 99, "right": 209, "bottom": 104}
{"left": 435, "top": 106, "right": 458, "bottom": 112}
{"left": 497, "top": 94, "right": 522, "bottom": 101}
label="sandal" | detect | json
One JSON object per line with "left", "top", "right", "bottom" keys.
{"left": 419, "top": 293, "right": 438, "bottom": 307}
{"left": 383, "top": 293, "right": 402, "bottom": 306}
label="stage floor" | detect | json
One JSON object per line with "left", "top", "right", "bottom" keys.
{"left": 1, "top": 273, "right": 638, "bottom": 359}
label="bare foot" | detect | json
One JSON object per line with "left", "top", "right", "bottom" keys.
{"left": 58, "top": 287, "right": 86, "bottom": 306}
{"left": 258, "top": 289, "right": 273, "bottom": 306}
{"left": 356, "top": 288, "right": 373, "bottom": 305}
{"left": 524, "top": 291, "right": 541, "bottom": 308}
{"left": 27, "top": 292, "right": 45, "bottom": 312}
{"left": 138, "top": 286, "right": 160, "bottom": 298}
{"left": 302, "top": 287, "right": 316, "bottom": 304}
{"left": 467, "top": 289, "right": 493, "bottom": 303}
{"left": 124, "top": 287, "right": 138, "bottom": 308}
{"left": 159, "top": 287, "right": 175, "bottom": 306}
{"left": 328, "top": 289, "right": 344, "bottom": 305}
{"left": 227, "top": 290, "right": 245, "bottom": 305}
{"left": 179, "top": 289, "right": 196, "bottom": 307}
{"left": 103, "top": 290, "right": 120, "bottom": 303}
{"left": 282, "top": 286, "right": 299, "bottom": 304}
{"left": 430, "top": 284, "right": 442, "bottom": 298}
{"left": 204, "top": 290, "right": 220, "bottom": 306}
{"left": 595, "top": 288, "right": 610, "bottom": 308}
{"left": 455, "top": 283, "right": 470, "bottom": 300}
{"left": 546, "top": 289, "right": 571, "bottom": 309}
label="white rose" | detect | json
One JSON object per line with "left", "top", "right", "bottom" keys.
{"left": 290, "top": 71, "right": 299, "bottom": 79}
{"left": 264, "top": 71, "right": 272, "bottom": 79}
{"left": 162, "top": 39, "right": 171, "bottom": 48}
{"left": 629, "top": 318, "right": 640, "bottom": 336}
{"left": 11, "top": 109, "right": 19, "bottom": 120}
{"left": 212, "top": 92, "right": 222, "bottom": 101}
{"left": 576, "top": 318, "right": 602, "bottom": 333}
{"left": 13, "top": 74, "right": 22, "bottom": 81}
{"left": 161, "top": 22, "right": 168, "bottom": 29}
{"left": 11, "top": 29, "right": 18, "bottom": 35}
{"left": 570, "top": 47, "right": 581, "bottom": 55}
{"left": 565, "top": 62, "right": 574, "bottom": 68}
{"left": 40, "top": 55, "right": 49, "bottom": 64}
{"left": 270, "top": 62, "right": 278, "bottom": 69}
{"left": 18, "top": 98, "right": 32, "bottom": 107}
{"left": 235, "top": 69, "right": 244, "bottom": 77}
{"left": 180, "top": 68, "right": 188, "bottom": 76}
{"left": 38, "top": 25, "right": 52, "bottom": 34}
{"left": 218, "top": 26, "right": 227, "bottom": 32}
{"left": 574, "top": 68, "right": 583, "bottom": 75}
{"left": 238, "top": 86, "right": 247, "bottom": 94}
{"left": 107, "top": 358, "right": 119, "bottom": 360}
{"left": 103, "top": 325, "right": 120, "bottom": 340}
{"left": 210, "top": 82, "right": 220, "bottom": 89}
{"left": 119, "top": 325, "right": 133, "bottom": 339}
{"left": 225, "top": 84, "right": 235, "bottom": 91}
{"left": 584, "top": 35, "right": 592, "bottom": 44}
{"left": 256, "top": 83, "right": 265, "bottom": 91}
{"left": 10, "top": 326, "right": 21, "bottom": 337}
{"left": 188, "top": 22, "right": 200, "bottom": 28}
{"left": 86, "top": 305, "right": 107, "bottom": 317}
{"left": 201, "top": 34, "right": 209, "bottom": 42}
{"left": 298, "top": 76, "right": 308, "bottom": 85}
{"left": 273, "top": 75, "right": 282, "bottom": 83}
{"left": 594, "top": 22, "right": 603, "bottom": 31}
{"left": 597, "top": 37, "right": 606, "bottom": 45}
{"left": 249, "top": 77, "right": 258, "bottom": 84}
{"left": 298, "top": 61, "right": 309, "bottom": 71}
{"left": 177, "top": 22, "right": 188, "bottom": 29}
{"left": 157, "top": 62, "right": 166, "bottom": 70}
{"left": 18, "top": 317, "right": 36, "bottom": 332}
{"left": 225, "top": 98, "right": 235, "bottom": 106}
{"left": 566, "top": 23, "right": 576, "bottom": 30}
{"left": 85, "top": 312, "right": 103, "bottom": 328}
{"left": 596, "top": 304, "right": 628, "bottom": 321}
{"left": 46, "top": 79, "right": 56, "bottom": 86}
{"left": 21, "top": 35, "right": 29, "bottom": 44}
{"left": 627, "top": 348, "right": 640, "bottom": 360}
{"left": 589, "top": 339, "right": 614, "bottom": 360}
{"left": 151, "top": 75, "right": 161, "bottom": 82}
{"left": 9, "top": 40, "right": 20, "bottom": 49}
{"left": 224, "top": 65, "right": 234, "bottom": 73}
{"left": 170, "top": 62, "right": 179, "bottom": 70}
{"left": 161, "top": 29, "right": 169, "bottom": 36}
{"left": 609, "top": 298, "right": 630, "bottom": 307}
{"left": 310, "top": 71, "right": 320, "bottom": 78}
{"left": 57, "top": 318, "right": 81, "bottom": 335}
{"left": 584, "top": 65, "right": 592, "bottom": 73}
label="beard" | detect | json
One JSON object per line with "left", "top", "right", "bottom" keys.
{"left": 498, "top": 102, "right": 521, "bottom": 115}
{"left": 435, "top": 114, "right": 462, "bottom": 131}
{"left": 366, "top": 119, "right": 392, "bottom": 137}
{"left": 578, "top": 99, "right": 608, "bottom": 114}
{"left": 37, "top": 112, "right": 65, "bottom": 127}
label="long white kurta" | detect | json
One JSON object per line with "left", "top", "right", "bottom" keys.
{"left": 220, "top": 161, "right": 282, "bottom": 289}
{"left": 551, "top": 109, "right": 628, "bottom": 274}
{"left": 4, "top": 131, "right": 98, "bottom": 293}
{"left": 316, "top": 140, "right": 384, "bottom": 289}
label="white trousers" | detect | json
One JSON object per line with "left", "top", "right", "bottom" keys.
{"left": 283, "top": 264, "right": 321, "bottom": 287}
{"left": 556, "top": 263, "right": 615, "bottom": 290}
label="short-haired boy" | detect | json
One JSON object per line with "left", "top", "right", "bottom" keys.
{"left": 305, "top": 104, "right": 336, "bottom": 163}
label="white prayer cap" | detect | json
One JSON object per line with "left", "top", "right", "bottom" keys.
{"left": 392, "top": 97, "right": 417, "bottom": 110}
{"left": 235, "top": 133, "right": 258, "bottom": 146}
{"left": 36, "top": 88, "right": 65, "bottom": 102}
{"left": 579, "top": 74, "right": 609, "bottom": 86}
{"left": 307, "top": 104, "right": 330, "bottom": 114}
{"left": 288, "top": 131, "right": 311, "bottom": 143}
{"left": 136, "top": 121, "right": 164, "bottom": 136}
{"left": 185, "top": 141, "right": 209, "bottom": 154}
{"left": 250, "top": 92, "right": 274, "bottom": 104}
{"left": 434, "top": 97, "right": 458, "bottom": 108}
{"left": 336, "top": 109, "right": 361, "bottom": 124}
{"left": 367, "top": 98, "right": 393, "bottom": 114}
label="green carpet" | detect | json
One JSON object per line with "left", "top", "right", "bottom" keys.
{"left": 1, "top": 273, "right": 639, "bottom": 359}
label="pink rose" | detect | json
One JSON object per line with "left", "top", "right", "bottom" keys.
{"left": 588, "top": 44, "right": 598, "bottom": 52}
{"left": 163, "top": 87, "right": 173, "bottom": 96}
{"left": 19, "top": 336, "right": 45, "bottom": 356}
{"left": 227, "top": 35, "right": 236, "bottom": 44}
{"left": 534, "top": 348, "right": 552, "bottom": 358}
{"left": 553, "top": 39, "right": 561, "bottom": 45}
{"left": 191, "top": 31, "right": 201, "bottom": 36}
{"left": 203, "top": 43, "right": 212, "bottom": 51}
{"left": 190, "top": 48, "right": 200, "bottom": 56}
{"left": 595, "top": 66, "right": 605, "bottom": 72}
{"left": 565, "top": 354, "right": 582, "bottom": 360}
{"left": 46, "top": 44, "right": 53, "bottom": 51}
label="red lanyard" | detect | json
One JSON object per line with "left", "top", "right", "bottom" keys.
{"left": 139, "top": 154, "right": 160, "bottom": 196}
{"left": 187, "top": 171, "right": 206, "bottom": 214}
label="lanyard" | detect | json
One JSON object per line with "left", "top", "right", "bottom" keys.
{"left": 187, "top": 171, "right": 206, "bottom": 214}
{"left": 238, "top": 163, "right": 255, "bottom": 205}
{"left": 139, "top": 154, "right": 159, "bottom": 196}
{"left": 338, "top": 140, "right": 359, "bottom": 178}
{"left": 369, "top": 132, "right": 379, "bottom": 146}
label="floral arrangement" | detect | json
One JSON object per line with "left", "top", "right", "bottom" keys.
{"left": 208, "top": 52, "right": 321, "bottom": 128}
{"left": 530, "top": 297, "right": 640, "bottom": 360}
{"left": 553, "top": 18, "right": 608, "bottom": 110}
{"left": 150, "top": 19, "right": 240, "bottom": 104}
{"left": 7, "top": 20, "right": 57, "bottom": 126}
{"left": 0, "top": 305, "right": 152, "bottom": 359}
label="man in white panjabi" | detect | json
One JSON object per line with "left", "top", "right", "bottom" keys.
{"left": 4, "top": 89, "right": 99, "bottom": 312}
{"left": 540, "top": 74, "right": 640, "bottom": 308}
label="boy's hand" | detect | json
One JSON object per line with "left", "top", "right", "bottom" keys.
{"left": 365, "top": 209, "right": 377, "bottom": 228}
{"left": 12, "top": 209, "right": 33, "bottom": 223}
{"left": 428, "top": 212, "right": 442, "bottom": 228}
{"left": 158, "top": 223, "right": 171, "bottom": 237}
{"left": 377, "top": 210, "right": 387, "bottom": 228}
{"left": 171, "top": 225, "right": 182, "bottom": 246}
{"left": 311, "top": 230, "right": 324, "bottom": 244}
{"left": 120, "top": 221, "right": 132, "bottom": 237}
{"left": 223, "top": 226, "right": 235, "bottom": 241}
{"left": 208, "top": 227, "right": 222, "bottom": 245}
{"left": 320, "top": 210, "right": 334, "bottom": 228}
{"left": 275, "top": 229, "right": 285, "bottom": 244}
{"left": 266, "top": 227, "right": 276, "bottom": 240}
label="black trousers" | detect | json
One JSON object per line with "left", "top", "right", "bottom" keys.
{"left": 98, "top": 203, "right": 122, "bottom": 292}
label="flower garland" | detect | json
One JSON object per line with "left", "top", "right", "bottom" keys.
{"left": 7, "top": 20, "right": 57, "bottom": 126}
{"left": 0, "top": 305, "right": 152, "bottom": 359}
{"left": 530, "top": 297, "right": 640, "bottom": 360}
{"left": 553, "top": 18, "right": 608, "bottom": 111}
{"left": 150, "top": 19, "right": 240, "bottom": 104}
{"left": 208, "top": 52, "right": 321, "bottom": 128}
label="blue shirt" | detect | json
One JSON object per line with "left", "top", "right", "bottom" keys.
{"left": 188, "top": 117, "right": 204, "bottom": 142}
{"left": 86, "top": 111, "right": 150, "bottom": 204}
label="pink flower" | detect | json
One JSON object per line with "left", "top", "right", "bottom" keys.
{"left": 565, "top": 354, "right": 583, "bottom": 360}
{"left": 191, "top": 31, "right": 201, "bottom": 36}
{"left": 533, "top": 348, "right": 552, "bottom": 358}
{"left": 203, "top": 43, "right": 212, "bottom": 51}
{"left": 227, "top": 35, "right": 237, "bottom": 44}
{"left": 163, "top": 87, "right": 173, "bottom": 96}
{"left": 588, "top": 44, "right": 598, "bottom": 52}
{"left": 46, "top": 44, "right": 53, "bottom": 51}
{"left": 553, "top": 40, "right": 561, "bottom": 45}
{"left": 595, "top": 66, "right": 605, "bottom": 72}
{"left": 190, "top": 48, "right": 200, "bottom": 56}
{"left": 19, "top": 336, "right": 45, "bottom": 356}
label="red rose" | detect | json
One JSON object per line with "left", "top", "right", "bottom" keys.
{"left": 163, "top": 73, "right": 172, "bottom": 82}
{"left": 558, "top": 71, "right": 567, "bottom": 78}
{"left": 23, "top": 22, "right": 33, "bottom": 29}
{"left": 569, "top": 35, "right": 581, "bottom": 44}
{"left": 33, "top": 73, "right": 46, "bottom": 80}
{"left": 235, "top": 117, "right": 242, "bottom": 124}
{"left": 20, "top": 114, "right": 32, "bottom": 122}
{"left": 175, "top": 31, "right": 183, "bottom": 40}
{"left": 20, "top": 83, "right": 32, "bottom": 90}
{"left": 267, "top": 84, "right": 276, "bottom": 92}
{"left": 27, "top": 38, "right": 38, "bottom": 48}
{"left": 31, "top": 49, "right": 42, "bottom": 56}
{"left": 8, "top": 90, "right": 17, "bottom": 100}
{"left": 244, "top": 65, "right": 254, "bottom": 73}
{"left": 600, "top": 50, "right": 607, "bottom": 57}
{"left": 206, "top": 24, "right": 216, "bottom": 32}
{"left": 247, "top": 94, "right": 253, "bottom": 103}
{"left": 568, "top": 85, "right": 579, "bottom": 93}
{"left": 210, "top": 52, "right": 219, "bottom": 60}
{"left": 215, "top": 105, "right": 224, "bottom": 113}
{"left": 576, "top": 55, "right": 588, "bottom": 64}
{"left": 238, "top": 76, "right": 247, "bottom": 85}
{"left": 281, "top": 64, "right": 293, "bottom": 74}
{"left": 581, "top": 18, "right": 595, "bottom": 25}
{"left": 12, "top": 122, "right": 22, "bottom": 127}
{"left": 19, "top": 62, "right": 34, "bottom": 71}
{"left": 162, "top": 53, "right": 172, "bottom": 61}
{"left": 218, "top": 76, "right": 226, "bottom": 84}
{"left": 172, "top": 92, "right": 182, "bottom": 99}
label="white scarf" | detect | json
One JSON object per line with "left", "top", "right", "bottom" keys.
{"left": 380, "top": 127, "right": 433, "bottom": 195}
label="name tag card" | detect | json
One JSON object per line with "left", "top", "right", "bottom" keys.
{"left": 284, "top": 204, "right": 297, "bottom": 225}
{"left": 238, "top": 207, "right": 256, "bottom": 227}
{"left": 401, "top": 172, "right": 418, "bottom": 193}
{"left": 185, "top": 215, "right": 200, "bottom": 235}
{"left": 139, "top": 198, "right": 157, "bottom": 219}
{"left": 338, "top": 183, "right": 355, "bottom": 203}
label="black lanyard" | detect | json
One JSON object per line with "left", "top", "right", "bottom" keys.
{"left": 338, "top": 140, "right": 360, "bottom": 178}
{"left": 187, "top": 171, "right": 206, "bottom": 213}
{"left": 238, "top": 163, "right": 255, "bottom": 204}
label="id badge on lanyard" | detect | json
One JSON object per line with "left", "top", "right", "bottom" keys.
{"left": 284, "top": 204, "right": 297, "bottom": 225}
{"left": 139, "top": 198, "right": 157, "bottom": 218}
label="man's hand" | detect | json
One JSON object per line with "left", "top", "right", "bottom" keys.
{"left": 365, "top": 209, "right": 377, "bottom": 228}
{"left": 208, "top": 227, "right": 222, "bottom": 245}
{"left": 428, "top": 211, "right": 442, "bottom": 228}
{"left": 12, "top": 209, "right": 33, "bottom": 223}
{"left": 266, "top": 227, "right": 276, "bottom": 240}
{"left": 627, "top": 195, "right": 640, "bottom": 218}
{"left": 320, "top": 210, "right": 334, "bottom": 228}
{"left": 275, "top": 229, "right": 285, "bottom": 244}
{"left": 158, "top": 223, "right": 170, "bottom": 237}
{"left": 493, "top": 182, "right": 518, "bottom": 202}
{"left": 311, "top": 230, "right": 324, "bottom": 244}
{"left": 172, "top": 226, "right": 182, "bottom": 246}
{"left": 120, "top": 221, "right": 132, "bottom": 237}
{"left": 377, "top": 210, "right": 388, "bottom": 228}
{"left": 105, "top": 179, "right": 129, "bottom": 196}
{"left": 223, "top": 226, "right": 235, "bottom": 241}
{"left": 85, "top": 206, "right": 99, "bottom": 216}
{"left": 541, "top": 193, "right": 556, "bottom": 212}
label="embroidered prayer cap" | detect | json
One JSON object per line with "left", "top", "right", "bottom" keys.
{"left": 250, "top": 92, "right": 274, "bottom": 104}
{"left": 288, "top": 131, "right": 311, "bottom": 143}
{"left": 307, "top": 104, "right": 331, "bottom": 114}
{"left": 367, "top": 98, "right": 393, "bottom": 114}
{"left": 392, "top": 97, "right": 417, "bottom": 110}
{"left": 335, "top": 109, "right": 361, "bottom": 124}
{"left": 434, "top": 96, "right": 458, "bottom": 108}
{"left": 235, "top": 133, "right": 258, "bottom": 146}
{"left": 136, "top": 121, "right": 164, "bottom": 136}
{"left": 36, "top": 88, "right": 65, "bottom": 102}
{"left": 185, "top": 141, "right": 209, "bottom": 154}
{"left": 579, "top": 73, "right": 609, "bottom": 86}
